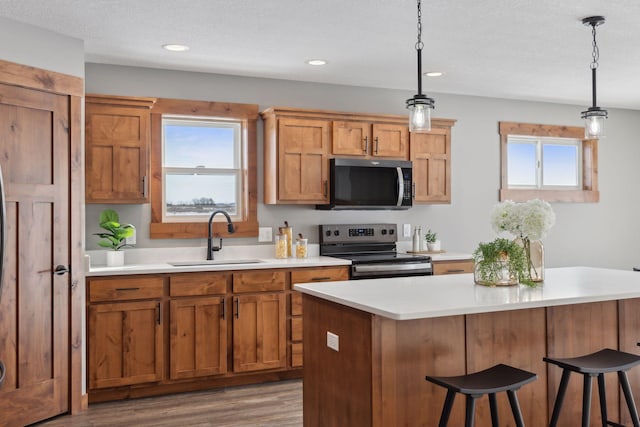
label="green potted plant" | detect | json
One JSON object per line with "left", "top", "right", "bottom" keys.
{"left": 94, "top": 209, "right": 134, "bottom": 266}
{"left": 424, "top": 229, "right": 441, "bottom": 251}
{"left": 473, "top": 238, "right": 534, "bottom": 287}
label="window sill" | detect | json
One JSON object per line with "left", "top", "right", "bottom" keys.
{"left": 499, "top": 189, "right": 599, "bottom": 203}
{"left": 150, "top": 221, "right": 259, "bottom": 239}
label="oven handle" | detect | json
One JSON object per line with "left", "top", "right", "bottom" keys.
{"left": 396, "top": 167, "right": 403, "bottom": 207}
{"left": 353, "top": 262, "right": 432, "bottom": 273}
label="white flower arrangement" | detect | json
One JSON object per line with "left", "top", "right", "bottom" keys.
{"left": 491, "top": 199, "right": 556, "bottom": 241}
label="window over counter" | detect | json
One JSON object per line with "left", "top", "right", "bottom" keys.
{"left": 499, "top": 122, "right": 599, "bottom": 203}
{"left": 150, "top": 98, "right": 259, "bottom": 238}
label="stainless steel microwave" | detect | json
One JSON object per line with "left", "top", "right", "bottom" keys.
{"left": 317, "top": 158, "right": 413, "bottom": 210}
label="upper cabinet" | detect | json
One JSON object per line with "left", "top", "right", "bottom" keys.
{"left": 410, "top": 119, "right": 457, "bottom": 204}
{"left": 332, "top": 121, "right": 408, "bottom": 159}
{"left": 261, "top": 107, "right": 455, "bottom": 205}
{"left": 85, "top": 94, "right": 156, "bottom": 203}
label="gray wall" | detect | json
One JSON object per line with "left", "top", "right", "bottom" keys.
{"left": 0, "top": 17, "right": 84, "bottom": 77}
{"left": 85, "top": 63, "right": 640, "bottom": 270}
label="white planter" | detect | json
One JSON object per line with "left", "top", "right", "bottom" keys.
{"left": 427, "top": 240, "right": 441, "bottom": 252}
{"left": 106, "top": 250, "right": 125, "bottom": 267}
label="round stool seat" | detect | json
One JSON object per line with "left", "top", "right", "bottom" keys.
{"left": 426, "top": 363, "right": 537, "bottom": 395}
{"left": 544, "top": 348, "right": 640, "bottom": 374}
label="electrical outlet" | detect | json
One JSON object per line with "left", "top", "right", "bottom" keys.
{"left": 125, "top": 226, "right": 136, "bottom": 245}
{"left": 327, "top": 331, "right": 339, "bottom": 352}
{"left": 403, "top": 223, "right": 412, "bottom": 238}
{"left": 258, "top": 227, "right": 273, "bottom": 242}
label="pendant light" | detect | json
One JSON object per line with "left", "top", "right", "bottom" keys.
{"left": 406, "top": 0, "right": 435, "bottom": 133}
{"left": 581, "top": 16, "right": 607, "bottom": 139}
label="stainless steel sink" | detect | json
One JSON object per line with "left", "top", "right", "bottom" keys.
{"left": 169, "top": 259, "right": 265, "bottom": 267}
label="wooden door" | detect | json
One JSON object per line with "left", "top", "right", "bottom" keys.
{"left": 411, "top": 128, "right": 451, "bottom": 203}
{"left": 170, "top": 297, "right": 228, "bottom": 379}
{"left": 332, "top": 121, "right": 370, "bottom": 156}
{"left": 0, "top": 83, "right": 70, "bottom": 425}
{"left": 372, "top": 123, "right": 408, "bottom": 159}
{"left": 277, "top": 118, "right": 329, "bottom": 203}
{"left": 88, "top": 300, "right": 164, "bottom": 389}
{"left": 233, "top": 293, "right": 286, "bottom": 372}
{"left": 85, "top": 96, "right": 153, "bottom": 203}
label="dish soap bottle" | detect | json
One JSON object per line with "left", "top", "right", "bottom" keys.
{"left": 412, "top": 226, "right": 421, "bottom": 252}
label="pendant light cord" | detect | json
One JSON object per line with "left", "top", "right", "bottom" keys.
{"left": 590, "top": 24, "right": 599, "bottom": 70}
{"left": 415, "top": 0, "right": 424, "bottom": 95}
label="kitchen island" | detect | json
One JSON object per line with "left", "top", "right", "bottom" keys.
{"left": 294, "top": 267, "right": 640, "bottom": 426}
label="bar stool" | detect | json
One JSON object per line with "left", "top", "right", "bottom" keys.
{"left": 425, "top": 363, "right": 537, "bottom": 427}
{"left": 544, "top": 348, "right": 640, "bottom": 427}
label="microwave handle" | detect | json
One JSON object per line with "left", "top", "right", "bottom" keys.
{"left": 396, "top": 167, "right": 403, "bottom": 207}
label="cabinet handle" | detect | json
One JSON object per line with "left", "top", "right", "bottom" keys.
{"left": 221, "top": 298, "right": 226, "bottom": 320}
{"left": 323, "top": 180, "right": 328, "bottom": 196}
{"left": 363, "top": 136, "right": 368, "bottom": 153}
{"left": 375, "top": 137, "right": 379, "bottom": 154}
{"left": 142, "top": 176, "right": 148, "bottom": 198}
{"left": 156, "top": 302, "right": 161, "bottom": 325}
{"left": 311, "top": 276, "right": 331, "bottom": 281}
{"left": 446, "top": 269, "right": 466, "bottom": 273}
{"left": 234, "top": 298, "right": 239, "bottom": 319}
{"left": 116, "top": 287, "right": 140, "bottom": 291}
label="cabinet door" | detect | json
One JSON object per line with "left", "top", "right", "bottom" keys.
{"left": 88, "top": 300, "right": 163, "bottom": 389}
{"left": 372, "top": 123, "right": 408, "bottom": 159}
{"left": 411, "top": 128, "right": 451, "bottom": 203}
{"left": 332, "top": 121, "right": 371, "bottom": 156}
{"left": 170, "top": 297, "right": 227, "bottom": 379}
{"left": 277, "top": 118, "right": 329, "bottom": 203}
{"left": 233, "top": 293, "right": 286, "bottom": 372}
{"left": 85, "top": 97, "right": 154, "bottom": 203}
{"left": 433, "top": 260, "right": 474, "bottom": 275}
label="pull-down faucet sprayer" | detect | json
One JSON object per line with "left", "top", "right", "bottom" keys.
{"left": 207, "top": 210, "right": 235, "bottom": 260}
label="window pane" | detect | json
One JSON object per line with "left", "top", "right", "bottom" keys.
{"left": 164, "top": 124, "right": 237, "bottom": 168}
{"left": 165, "top": 173, "right": 237, "bottom": 216}
{"left": 543, "top": 144, "right": 578, "bottom": 187}
{"left": 507, "top": 142, "right": 537, "bottom": 186}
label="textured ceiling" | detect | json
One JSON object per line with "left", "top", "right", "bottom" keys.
{"left": 1, "top": 0, "right": 639, "bottom": 109}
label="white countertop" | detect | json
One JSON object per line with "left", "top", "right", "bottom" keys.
{"left": 294, "top": 267, "right": 640, "bottom": 321}
{"left": 427, "top": 252, "right": 472, "bottom": 262}
{"left": 87, "top": 256, "right": 351, "bottom": 276}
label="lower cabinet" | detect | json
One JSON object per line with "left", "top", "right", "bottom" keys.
{"left": 233, "top": 293, "right": 287, "bottom": 372}
{"left": 88, "top": 300, "right": 164, "bottom": 389}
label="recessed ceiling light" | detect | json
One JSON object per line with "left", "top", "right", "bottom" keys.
{"left": 162, "top": 44, "right": 190, "bottom": 52}
{"left": 424, "top": 71, "right": 444, "bottom": 77}
{"left": 306, "top": 59, "right": 327, "bottom": 66}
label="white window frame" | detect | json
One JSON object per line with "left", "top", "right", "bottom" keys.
{"left": 506, "top": 135, "right": 582, "bottom": 190}
{"left": 161, "top": 115, "right": 243, "bottom": 223}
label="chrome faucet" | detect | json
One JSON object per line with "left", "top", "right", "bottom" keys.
{"left": 207, "top": 210, "right": 235, "bottom": 260}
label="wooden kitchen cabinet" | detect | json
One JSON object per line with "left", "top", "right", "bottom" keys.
{"left": 332, "top": 121, "right": 408, "bottom": 159}
{"left": 410, "top": 120, "right": 456, "bottom": 203}
{"left": 168, "top": 272, "right": 229, "bottom": 380}
{"left": 88, "top": 276, "right": 164, "bottom": 389}
{"left": 85, "top": 94, "right": 156, "bottom": 203}
{"left": 432, "top": 259, "right": 474, "bottom": 275}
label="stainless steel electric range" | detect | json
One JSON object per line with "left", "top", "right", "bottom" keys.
{"left": 319, "top": 223, "right": 433, "bottom": 280}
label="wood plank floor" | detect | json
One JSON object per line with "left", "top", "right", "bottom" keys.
{"left": 34, "top": 380, "right": 302, "bottom": 427}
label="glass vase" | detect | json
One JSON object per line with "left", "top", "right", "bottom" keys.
{"left": 474, "top": 260, "right": 518, "bottom": 287}
{"left": 515, "top": 237, "right": 544, "bottom": 282}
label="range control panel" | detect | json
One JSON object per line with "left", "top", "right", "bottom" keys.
{"left": 319, "top": 224, "right": 397, "bottom": 244}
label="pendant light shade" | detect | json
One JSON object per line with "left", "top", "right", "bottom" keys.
{"left": 406, "top": 0, "right": 435, "bottom": 133}
{"left": 581, "top": 16, "right": 607, "bottom": 139}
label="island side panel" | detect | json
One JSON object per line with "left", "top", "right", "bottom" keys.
{"left": 375, "top": 314, "right": 467, "bottom": 426}
{"left": 302, "top": 295, "right": 373, "bottom": 427}
{"left": 547, "top": 301, "right": 619, "bottom": 427}
{"left": 466, "top": 307, "right": 548, "bottom": 426}
{"left": 617, "top": 297, "right": 640, "bottom": 426}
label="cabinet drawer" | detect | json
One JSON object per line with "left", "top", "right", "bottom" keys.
{"left": 233, "top": 270, "right": 286, "bottom": 293}
{"left": 291, "top": 266, "right": 349, "bottom": 285}
{"left": 291, "top": 292, "right": 303, "bottom": 316}
{"left": 291, "top": 317, "right": 303, "bottom": 342}
{"left": 89, "top": 276, "right": 164, "bottom": 302}
{"left": 169, "top": 273, "right": 228, "bottom": 296}
{"left": 291, "top": 342, "right": 303, "bottom": 368}
{"left": 433, "top": 260, "right": 475, "bottom": 275}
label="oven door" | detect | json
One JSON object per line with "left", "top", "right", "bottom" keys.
{"left": 351, "top": 260, "right": 433, "bottom": 279}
